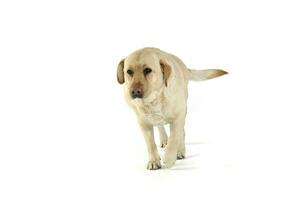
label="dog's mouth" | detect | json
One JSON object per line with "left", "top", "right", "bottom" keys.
{"left": 131, "top": 93, "right": 143, "bottom": 99}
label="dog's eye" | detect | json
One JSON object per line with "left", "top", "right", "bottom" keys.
{"left": 127, "top": 69, "right": 134, "bottom": 76}
{"left": 143, "top": 68, "right": 152, "bottom": 76}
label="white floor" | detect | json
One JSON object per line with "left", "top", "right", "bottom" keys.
{"left": 1, "top": 71, "right": 301, "bottom": 200}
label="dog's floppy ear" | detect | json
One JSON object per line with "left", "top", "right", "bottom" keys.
{"left": 117, "top": 59, "right": 125, "bottom": 84}
{"left": 160, "top": 60, "right": 171, "bottom": 87}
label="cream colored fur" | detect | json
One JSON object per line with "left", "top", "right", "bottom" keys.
{"left": 117, "top": 47, "right": 227, "bottom": 169}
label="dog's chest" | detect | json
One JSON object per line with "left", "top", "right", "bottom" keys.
{"left": 135, "top": 100, "right": 168, "bottom": 125}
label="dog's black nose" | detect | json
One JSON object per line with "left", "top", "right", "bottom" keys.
{"left": 131, "top": 87, "right": 143, "bottom": 98}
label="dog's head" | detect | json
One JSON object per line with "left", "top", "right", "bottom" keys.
{"left": 117, "top": 49, "right": 171, "bottom": 99}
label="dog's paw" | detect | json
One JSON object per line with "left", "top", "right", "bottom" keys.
{"left": 147, "top": 160, "right": 162, "bottom": 170}
{"left": 177, "top": 151, "right": 185, "bottom": 160}
{"left": 163, "top": 154, "right": 177, "bottom": 168}
{"left": 163, "top": 148, "right": 177, "bottom": 168}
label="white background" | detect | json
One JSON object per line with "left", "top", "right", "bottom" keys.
{"left": 1, "top": 0, "right": 301, "bottom": 199}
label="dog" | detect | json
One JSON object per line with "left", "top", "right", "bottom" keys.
{"left": 117, "top": 47, "right": 227, "bottom": 169}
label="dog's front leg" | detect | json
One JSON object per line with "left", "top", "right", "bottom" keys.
{"left": 138, "top": 121, "right": 161, "bottom": 170}
{"left": 163, "top": 115, "right": 185, "bottom": 168}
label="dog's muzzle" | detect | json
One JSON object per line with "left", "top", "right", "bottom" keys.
{"left": 131, "top": 87, "right": 143, "bottom": 98}
{"left": 131, "top": 83, "right": 144, "bottom": 99}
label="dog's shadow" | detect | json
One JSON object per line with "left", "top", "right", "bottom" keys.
{"left": 186, "top": 141, "right": 209, "bottom": 145}
{"left": 162, "top": 141, "right": 206, "bottom": 170}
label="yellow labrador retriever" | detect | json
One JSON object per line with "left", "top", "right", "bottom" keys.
{"left": 117, "top": 47, "right": 227, "bottom": 169}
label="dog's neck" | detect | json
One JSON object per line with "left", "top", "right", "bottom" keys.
{"left": 131, "top": 87, "right": 168, "bottom": 125}
{"left": 136, "top": 86, "right": 164, "bottom": 106}
{"left": 130, "top": 86, "right": 166, "bottom": 117}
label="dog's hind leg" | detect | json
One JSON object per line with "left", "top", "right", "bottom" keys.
{"left": 177, "top": 129, "right": 186, "bottom": 159}
{"left": 158, "top": 126, "right": 168, "bottom": 148}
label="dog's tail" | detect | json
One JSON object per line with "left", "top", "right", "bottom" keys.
{"left": 188, "top": 69, "right": 228, "bottom": 81}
